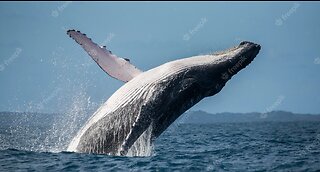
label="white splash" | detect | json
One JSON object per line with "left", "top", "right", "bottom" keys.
{"left": 43, "top": 91, "right": 91, "bottom": 152}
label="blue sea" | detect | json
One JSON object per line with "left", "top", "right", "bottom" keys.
{"left": 1, "top": 118, "right": 320, "bottom": 171}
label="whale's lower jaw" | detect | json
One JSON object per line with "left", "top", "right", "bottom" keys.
{"left": 68, "top": 41, "right": 261, "bottom": 156}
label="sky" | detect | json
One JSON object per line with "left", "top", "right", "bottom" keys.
{"left": 0, "top": 2, "right": 319, "bottom": 114}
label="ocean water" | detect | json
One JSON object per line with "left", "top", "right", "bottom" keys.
{"left": 1, "top": 119, "right": 320, "bottom": 171}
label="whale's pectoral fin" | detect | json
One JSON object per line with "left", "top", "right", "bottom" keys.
{"left": 119, "top": 121, "right": 151, "bottom": 156}
{"left": 119, "top": 106, "right": 152, "bottom": 156}
{"left": 67, "top": 30, "right": 143, "bottom": 82}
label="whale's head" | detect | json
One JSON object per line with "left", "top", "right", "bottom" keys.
{"left": 185, "top": 41, "right": 261, "bottom": 97}
{"left": 150, "top": 41, "right": 261, "bottom": 140}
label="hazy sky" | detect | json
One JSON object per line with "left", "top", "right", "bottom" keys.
{"left": 0, "top": 2, "right": 319, "bottom": 114}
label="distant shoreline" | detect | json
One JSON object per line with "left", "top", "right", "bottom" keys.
{"left": 178, "top": 110, "right": 320, "bottom": 124}
{"left": 1, "top": 111, "right": 320, "bottom": 126}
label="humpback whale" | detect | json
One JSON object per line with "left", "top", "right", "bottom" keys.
{"left": 66, "top": 30, "right": 261, "bottom": 156}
